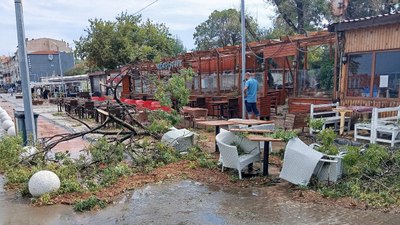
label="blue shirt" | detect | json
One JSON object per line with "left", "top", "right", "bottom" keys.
{"left": 245, "top": 78, "right": 258, "bottom": 103}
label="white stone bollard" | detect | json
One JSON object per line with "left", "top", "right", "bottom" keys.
{"left": 28, "top": 170, "right": 61, "bottom": 197}
{"left": 7, "top": 127, "right": 16, "bottom": 136}
{"left": 2, "top": 120, "right": 14, "bottom": 130}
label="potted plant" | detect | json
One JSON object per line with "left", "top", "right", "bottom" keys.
{"left": 308, "top": 118, "right": 325, "bottom": 134}
{"left": 311, "top": 128, "right": 344, "bottom": 183}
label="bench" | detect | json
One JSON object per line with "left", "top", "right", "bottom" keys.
{"left": 355, "top": 106, "right": 400, "bottom": 147}
{"left": 309, "top": 102, "right": 350, "bottom": 135}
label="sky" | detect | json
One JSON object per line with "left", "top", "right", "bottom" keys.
{"left": 0, "top": 0, "right": 276, "bottom": 56}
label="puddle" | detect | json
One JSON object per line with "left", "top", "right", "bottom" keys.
{"left": 0, "top": 176, "right": 399, "bottom": 225}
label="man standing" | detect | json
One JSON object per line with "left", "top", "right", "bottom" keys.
{"left": 243, "top": 72, "right": 260, "bottom": 120}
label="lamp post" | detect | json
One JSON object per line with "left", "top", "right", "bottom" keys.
{"left": 240, "top": 0, "right": 246, "bottom": 119}
{"left": 14, "top": 0, "right": 36, "bottom": 142}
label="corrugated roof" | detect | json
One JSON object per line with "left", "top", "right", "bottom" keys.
{"left": 328, "top": 11, "right": 400, "bottom": 32}
{"left": 341, "top": 10, "right": 400, "bottom": 24}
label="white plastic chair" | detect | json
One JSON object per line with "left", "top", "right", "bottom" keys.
{"left": 216, "top": 131, "right": 260, "bottom": 179}
{"left": 309, "top": 143, "right": 345, "bottom": 183}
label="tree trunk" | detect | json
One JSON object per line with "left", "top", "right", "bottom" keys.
{"left": 295, "top": 0, "right": 304, "bottom": 34}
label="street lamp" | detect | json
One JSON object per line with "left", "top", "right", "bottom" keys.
{"left": 51, "top": 42, "right": 64, "bottom": 93}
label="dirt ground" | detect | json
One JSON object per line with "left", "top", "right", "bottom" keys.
{"left": 1, "top": 94, "right": 399, "bottom": 215}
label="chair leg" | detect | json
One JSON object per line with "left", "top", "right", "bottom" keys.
{"left": 221, "top": 166, "right": 224, "bottom": 172}
{"left": 238, "top": 170, "right": 242, "bottom": 180}
{"left": 391, "top": 132, "right": 395, "bottom": 147}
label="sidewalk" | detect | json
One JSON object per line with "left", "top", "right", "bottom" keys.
{"left": 0, "top": 94, "right": 89, "bottom": 154}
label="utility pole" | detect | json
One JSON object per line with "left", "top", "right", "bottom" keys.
{"left": 240, "top": 0, "right": 246, "bottom": 119}
{"left": 14, "top": 0, "right": 36, "bottom": 141}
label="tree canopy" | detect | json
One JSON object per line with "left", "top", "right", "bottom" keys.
{"left": 265, "top": 0, "right": 331, "bottom": 36}
{"left": 346, "top": 0, "right": 400, "bottom": 19}
{"left": 74, "top": 12, "right": 186, "bottom": 70}
{"left": 193, "top": 9, "right": 265, "bottom": 50}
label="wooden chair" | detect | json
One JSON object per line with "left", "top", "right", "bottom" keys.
{"left": 83, "top": 101, "right": 96, "bottom": 119}
{"left": 267, "top": 92, "right": 279, "bottom": 116}
{"left": 194, "top": 97, "right": 206, "bottom": 108}
{"left": 211, "top": 96, "right": 222, "bottom": 117}
{"left": 224, "top": 98, "right": 239, "bottom": 119}
{"left": 192, "top": 108, "right": 208, "bottom": 128}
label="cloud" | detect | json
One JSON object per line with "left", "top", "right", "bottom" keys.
{"left": 0, "top": 0, "right": 275, "bottom": 55}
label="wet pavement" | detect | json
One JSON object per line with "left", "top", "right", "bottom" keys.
{"left": 1, "top": 176, "right": 399, "bottom": 225}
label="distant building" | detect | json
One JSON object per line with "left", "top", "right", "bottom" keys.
{"left": 25, "top": 38, "right": 75, "bottom": 82}
{"left": 0, "top": 55, "right": 19, "bottom": 89}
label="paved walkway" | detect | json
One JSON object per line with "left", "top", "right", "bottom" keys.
{"left": 0, "top": 94, "right": 89, "bottom": 154}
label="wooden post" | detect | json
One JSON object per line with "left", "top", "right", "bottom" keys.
{"left": 293, "top": 50, "right": 299, "bottom": 97}
{"left": 282, "top": 58, "right": 286, "bottom": 92}
{"left": 199, "top": 57, "right": 202, "bottom": 94}
{"left": 217, "top": 52, "right": 221, "bottom": 95}
{"left": 233, "top": 54, "right": 237, "bottom": 89}
{"left": 370, "top": 52, "right": 377, "bottom": 97}
{"left": 264, "top": 59, "right": 268, "bottom": 97}
{"left": 333, "top": 41, "right": 338, "bottom": 99}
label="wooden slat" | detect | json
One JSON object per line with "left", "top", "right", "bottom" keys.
{"left": 246, "top": 135, "right": 282, "bottom": 142}
{"left": 229, "top": 128, "right": 274, "bottom": 133}
{"left": 345, "top": 23, "right": 400, "bottom": 53}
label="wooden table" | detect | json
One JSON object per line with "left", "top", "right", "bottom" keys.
{"left": 229, "top": 128, "right": 274, "bottom": 134}
{"left": 334, "top": 106, "right": 373, "bottom": 135}
{"left": 229, "top": 119, "right": 274, "bottom": 126}
{"left": 246, "top": 135, "right": 282, "bottom": 176}
{"left": 196, "top": 120, "right": 236, "bottom": 152}
{"left": 209, "top": 100, "right": 228, "bottom": 118}
{"left": 333, "top": 108, "right": 353, "bottom": 135}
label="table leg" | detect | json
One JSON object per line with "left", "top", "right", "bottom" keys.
{"left": 339, "top": 112, "right": 346, "bottom": 135}
{"left": 263, "top": 141, "right": 270, "bottom": 176}
{"left": 215, "top": 125, "right": 220, "bottom": 152}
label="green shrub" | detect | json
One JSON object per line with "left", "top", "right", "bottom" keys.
{"left": 266, "top": 129, "right": 298, "bottom": 142}
{"left": 5, "top": 167, "right": 31, "bottom": 185}
{"left": 89, "top": 138, "right": 125, "bottom": 165}
{"left": 0, "top": 136, "right": 24, "bottom": 172}
{"left": 308, "top": 118, "right": 325, "bottom": 131}
{"left": 100, "top": 163, "right": 132, "bottom": 187}
{"left": 313, "top": 128, "right": 339, "bottom": 155}
{"left": 73, "top": 196, "right": 106, "bottom": 212}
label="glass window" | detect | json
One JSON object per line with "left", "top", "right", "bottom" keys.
{"left": 295, "top": 46, "right": 334, "bottom": 98}
{"left": 347, "top": 53, "right": 373, "bottom": 97}
{"left": 220, "top": 72, "right": 237, "bottom": 91}
{"left": 374, "top": 51, "right": 400, "bottom": 98}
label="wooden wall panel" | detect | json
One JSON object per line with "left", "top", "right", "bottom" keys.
{"left": 288, "top": 98, "right": 332, "bottom": 114}
{"left": 345, "top": 23, "right": 400, "bottom": 53}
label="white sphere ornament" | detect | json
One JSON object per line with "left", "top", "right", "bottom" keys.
{"left": 28, "top": 170, "right": 61, "bottom": 197}
{"left": 0, "top": 112, "right": 8, "bottom": 120}
{"left": 2, "top": 120, "right": 13, "bottom": 130}
{"left": 7, "top": 127, "right": 16, "bottom": 136}
{"left": 1, "top": 117, "right": 11, "bottom": 124}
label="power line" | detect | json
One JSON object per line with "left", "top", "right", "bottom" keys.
{"left": 133, "top": 0, "right": 159, "bottom": 16}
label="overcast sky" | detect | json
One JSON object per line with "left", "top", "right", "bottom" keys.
{"left": 0, "top": 0, "right": 275, "bottom": 56}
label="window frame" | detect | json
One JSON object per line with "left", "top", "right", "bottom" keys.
{"left": 345, "top": 49, "right": 400, "bottom": 99}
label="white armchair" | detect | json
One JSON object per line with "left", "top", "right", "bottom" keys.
{"left": 216, "top": 131, "right": 260, "bottom": 179}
